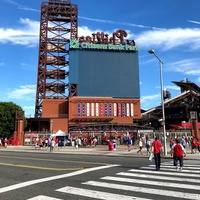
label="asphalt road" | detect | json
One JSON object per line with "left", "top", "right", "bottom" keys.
{"left": 0, "top": 151, "right": 200, "bottom": 200}
{"left": 0, "top": 151, "right": 148, "bottom": 200}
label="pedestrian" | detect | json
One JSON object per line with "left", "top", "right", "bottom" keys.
{"left": 127, "top": 136, "right": 132, "bottom": 151}
{"left": 75, "top": 137, "right": 81, "bottom": 149}
{"left": 47, "top": 137, "right": 51, "bottom": 150}
{"left": 146, "top": 138, "right": 151, "bottom": 155}
{"left": 191, "top": 136, "right": 198, "bottom": 154}
{"left": 169, "top": 138, "right": 174, "bottom": 156}
{"left": 151, "top": 136, "right": 163, "bottom": 171}
{"left": 45, "top": 138, "right": 48, "bottom": 147}
{"left": 55, "top": 138, "right": 59, "bottom": 150}
{"left": 137, "top": 138, "right": 143, "bottom": 154}
{"left": 50, "top": 138, "right": 55, "bottom": 152}
{"left": 4, "top": 138, "right": 8, "bottom": 148}
{"left": 172, "top": 138, "right": 186, "bottom": 171}
{"left": 197, "top": 138, "right": 200, "bottom": 153}
{"left": 180, "top": 136, "right": 186, "bottom": 148}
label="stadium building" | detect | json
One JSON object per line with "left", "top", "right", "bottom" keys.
{"left": 21, "top": 0, "right": 142, "bottom": 140}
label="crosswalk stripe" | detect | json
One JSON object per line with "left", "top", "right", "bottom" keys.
{"left": 101, "top": 176, "right": 200, "bottom": 190}
{"left": 118, "top": 172, "right": 200, "bottom": 183}
{"left": 129, "top": 168, "right": 199, "bottom": 177}
{"left": 27, "top": 162, "right": 200, "bottom": 200}
{"left": 140, "top": 166, "right": 200, "bottom": 173}
{"left": 27, "top": 195, "right": 62, "bottom": 200}
{"left": 56, "top": 186, "right": 152, "bottom": 200}
{"left": 162, "top": 163, "right": 200, "bottom": 168}
{"left": 151, "top": 164, "right": 200, "bottom": 170}
{"left": 83, "top": 181, "right": 200, "bottom": 199}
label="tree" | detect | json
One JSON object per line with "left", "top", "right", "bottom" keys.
{"left": 0, "top": 102, "right": 23, "bottom": 138}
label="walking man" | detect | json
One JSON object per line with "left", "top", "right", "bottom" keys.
{"left": 151, "top": 136, "right": 163, "bottom": 171}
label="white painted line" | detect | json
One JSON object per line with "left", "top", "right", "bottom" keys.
{"left": 27, "top": 195, "right": 62, "bottom": 200}
{"left": 162, "top": 163, "right": 200, "bottom": 168}
{"left": 129, "top": 168, "right": 200, "bottom": 177}
{"left": 140, "top": 166, "right": 200, "bottom": 173}
{"left": 0, "top": 165, "right": 119, "bottom": 194}
{"left": 161, "top": 165, "right": 200, "bottom": 170}
{"left": 118, "top": 172, "right": 200, "bottom": 183}
{"left": 83, "top": 181, "right": 200, "bottom": 199}
{"left": 56, "top": 186, "right": 152, "bottom": 200}
{"left": 101, "top": 176, "right": 200, "bottom": 190}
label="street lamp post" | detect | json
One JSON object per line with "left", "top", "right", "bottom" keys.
{"left": 148, "top": 50, "right": 167, "bottom": 156}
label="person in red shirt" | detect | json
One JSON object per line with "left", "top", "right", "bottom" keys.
{"left": 151, "top": 136, "right": 163, "bottom": 171}
{"left": 172, "top": 138, "right": 186, "bottom": 171}
{"left": 192, "top": 137, "right": 198, "bottom": 154}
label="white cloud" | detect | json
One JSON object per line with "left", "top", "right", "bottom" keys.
{"left": 165, "top": 58, "right": 200, "bottom": 75}
{"left": 8, "top": 85, "right": 36, "bottom": 101}
{"left": 5, "top": 0, "right": 39, "bottom": 12}
{"left": 140, "top": 93, "right": 160, "bottom": 103}
{"left": 78, "top": 26, "right": 103, "bottom": 37}
{"left": 140, "top": 93, "right": 161, "bottom": 110}
{"left": 79, "top": 16, "right": 154, "bottom": 30}
{"left": 136, "top": 28, "right": 200, "bottom": 51}
{"left": 164, "top": 85, "right": 180, "bottom": 91}
{"left": 188, "top": 20, "right": 200, "bottom": 25}
{"left": 0, "top": 18, "right": 39, "bottom": 46}
{"left": 1, "top": 16, "right": 200, "bottom": 53}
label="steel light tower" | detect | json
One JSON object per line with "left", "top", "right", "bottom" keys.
{"left": 35, "top": 0, "right": 78, "bottom": 117}
{"left": 148, "top": 49, "right": 167, "bottom": 156}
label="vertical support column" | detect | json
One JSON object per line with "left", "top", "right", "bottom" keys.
{"left": 17, "top": 120, "right": 24, "bottom": 145}
{"left": 190, "top": 111, "right": 199, "bottom": 138}
{"left": 15, "top": 111, "right": 24, "bottom": 145}
{"left": 191, "top": 119, "right": 199, "bottom": 138}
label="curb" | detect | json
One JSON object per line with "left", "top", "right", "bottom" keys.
{"left": 0, "top": 145, "right": 200, "bottom": 160}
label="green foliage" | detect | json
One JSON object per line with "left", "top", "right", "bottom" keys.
{"left": 0, "top": 102, "right": 23, "bottom": 138}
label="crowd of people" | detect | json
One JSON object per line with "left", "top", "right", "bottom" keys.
{"left": 31, "top": 133, "right": 200, "bottom": 170}
{"left": 124, "top": 134, "right": 200, "bottom": 171}
{"left": 132, "top": 135, "right": 200, "bottom": 171}
{"left": 33, "top": 135, "right": 100, "bottom": 152}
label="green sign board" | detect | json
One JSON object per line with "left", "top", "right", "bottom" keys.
{"left": 70, "top": 40, "right": 139, "bottom": 52}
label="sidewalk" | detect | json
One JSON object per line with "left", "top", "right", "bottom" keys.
{"left": 0, "top": 144, "right": 199, "bottom": 160}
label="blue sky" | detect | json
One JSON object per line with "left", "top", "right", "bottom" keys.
{"left": 1, "top": 0, "right": 200, "bottom": 117}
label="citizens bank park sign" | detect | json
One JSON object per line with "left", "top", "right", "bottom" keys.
{"left": 70, "top": 29, "right": 139, "bottom": 52}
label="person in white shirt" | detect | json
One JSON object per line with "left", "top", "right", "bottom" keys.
{"left": 137, "top": 138, "right": 143, "bottom": 154}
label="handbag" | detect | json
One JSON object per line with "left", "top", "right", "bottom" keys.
{"left": 148, "top": 153, "right": 154, "bottom": 162}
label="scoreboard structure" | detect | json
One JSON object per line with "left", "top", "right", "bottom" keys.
{"left": 39, "top": 29, "right": 141, "bottom": 134}
{"left": 66, "top": 30, "right": 141, "bottom": 133}
{"left": 31, "top": 0, "right": 141, "bottom": 135}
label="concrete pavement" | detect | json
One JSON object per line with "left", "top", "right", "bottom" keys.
{"left": 0, "top": 144, "right": 199, "bottom": 160}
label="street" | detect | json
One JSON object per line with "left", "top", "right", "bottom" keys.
{"left": 0, "top": 150, "right": 200, "bottom": 199}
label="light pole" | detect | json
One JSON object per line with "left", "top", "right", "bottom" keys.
{"left": 148, "top": 49, "right": 167, "bottom": 156}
